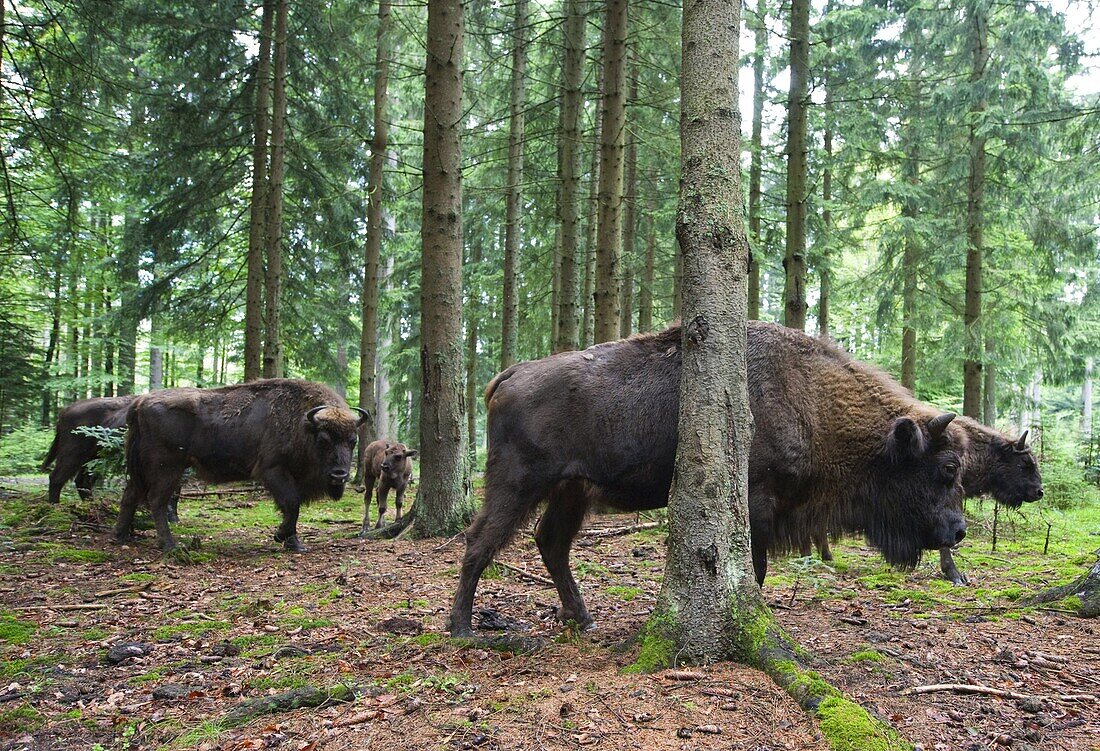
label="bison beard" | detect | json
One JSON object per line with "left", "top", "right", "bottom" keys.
{"left": 449, "top": 322, "right": 968, "bottom": 636}
{"left": 114, "top": 379, "right": 366, "bottom": 554}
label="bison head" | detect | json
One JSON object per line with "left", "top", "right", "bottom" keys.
{"left": 863, "top": 412, "right": 968, "bottom": 569}
{"left": 306, "top": 406, "right": 368, "bottom": 499}
{"left": 984, "top": 431, "right": 1043, "bottom": 507}
{"left": 380, "top": 442, "right": 419, "bottom": 483}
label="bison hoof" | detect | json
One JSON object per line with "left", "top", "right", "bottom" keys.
{"left": 949, "top": 574, "right": 968, "bottom": 586}
{"left": 280, "top": 535, "right": 307, "bottom": 553}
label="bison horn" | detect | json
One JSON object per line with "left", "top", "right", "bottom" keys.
{"left": 352, "top": 407, "right": 369, "bottom": 426}
{"left": 305, "top": 406, "right": 329, "bottom": 425}
{"left": 927, "top": 412, "right": 956, "bottom": 440}
{"left": 1015, "top": 430, "right": 1029, "bottom": 452}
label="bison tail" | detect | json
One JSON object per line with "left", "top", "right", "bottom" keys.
{"left": 40, "top": 433, "right": 59, "bottom": 472}
{"left": 483, "top": 365, "right": 520, "bottom": 407}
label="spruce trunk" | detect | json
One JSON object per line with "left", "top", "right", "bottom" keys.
{"left": 500, "top": 0, "right": 529, "bottom": 369}
{"left": 244, "top": 0, "right": 273, "bottom": 382}
{"left": 782, "top": 0, "right": 809, "bottom": 330}
{"left": 263, "top": 0, "right": 289, "bottom": 379}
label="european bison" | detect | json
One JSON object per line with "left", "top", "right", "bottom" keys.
{"left": 358, "top": 440, "right": 418, "bottom": 535}
{"left": 114, "top": 379, "right": 366, "bottom": 554}
{"left": 42, "top": 396, "right": 133, "bottom": 505}
{"left": 799, "top": 420, "right": 1043, "bottom": 584}
{"left": 449, "top": 322, "right": 968, "bottom": 636}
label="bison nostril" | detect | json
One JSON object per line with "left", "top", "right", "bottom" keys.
{"left": 954, "top": 528, "right": 966, "bottom": 544}
{"left": 1036, "top": 489, "right": 1044, "bottom": 499}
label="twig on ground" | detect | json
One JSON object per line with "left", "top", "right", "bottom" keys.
{"left": 579, "top": 521, "right": 662, "bottom": 538}
{"left": 901, "top": 683, "right": 1096, "bottom": 703}
{"left": 15, "top": 602, "right": 116, "bottom": 611}
{"left": 93, "top": 581, "right": 154, "bottom": 599}
{"left": 497, "top": 561, "right": 555, "bottom": 587}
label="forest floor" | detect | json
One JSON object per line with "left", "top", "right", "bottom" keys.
{"left": 0, "top": 477, "right": 1098, "bottom": 751}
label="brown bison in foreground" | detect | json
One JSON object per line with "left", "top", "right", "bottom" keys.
{"left": 358, "top": 440, "right": 418, "bottom": 535}
{"left": 800, "top": 419, "right": 1043, "bottom": 585}
{"left": 114, "top": 379, "right": 366, "bottom": 553}
{"left": 42, "top": 396, "right": 134, "bottom": 505}
{"left": 449, "top": 322, "right": 968, "bottom": 636}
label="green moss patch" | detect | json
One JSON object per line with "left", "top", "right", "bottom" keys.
{"left": 817, "top": 696, "right": 908, "bottom": 751}
{"left": 606, "top": 585, "right": 643, "bottom": 601}
{"left": 0, "top": 609, "right": 37, "bottom": 644}
{"left": 624, "top": 610, "right": 677, "bottom": 673}
{"left": 0, "top": 703, "right": 45, "bottom": 733}
{"left": 43, "top": 545, "right": 110, "bottom": 564}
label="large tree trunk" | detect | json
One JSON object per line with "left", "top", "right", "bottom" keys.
{"left": 593, "top": 0, "right": 627, "bottom": 343}
{"left": 1029, "top": 555, "right": 1100, "bottom": 617}
{"left": 416, "top": 0, "right": 472, "bottom": 537}
{"left": 500, "top": 0, "right": 529, "bottom": 369}
{"left": 358, "top": 0, "right": 392, "bottom": 443}
{"left": 747, "top": 0, "right": 766, "bottom": 321}
{"left": 263, "top": 0, "right": 289, "bottom": 379}
{"left": 554, "top": 0, "right": 586, "bottom": 353}
{"left": 963, "top": 0, "right": 989, "bottom": 419}
{"left": 819, "top": 99, "right": 832, "bottom": 337}
{"left": 782, "top": 0, "right": 809, "bottom": 330}
{"left": 642, "top": 0, "right": 769, "bottom": 667}
{"left": 244, "top": 0, "right": 274, "bottom": 382}
{"left": 900, "top": 131, "right": 919, "bottom": 393}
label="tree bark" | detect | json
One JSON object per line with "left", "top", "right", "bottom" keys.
{"left": 417, "top": 0, "right": 472, "bottom": 537}
{"left": 963, "top": 0, "right": 989, "bottom": 419}
{"left": 782, "top": 0, "right": 809, "bottom": 330}
{"left": 593, "top": 0, "right": 628, "bottom": 343}
{"left": 900, "top": 132, "right": 919, "bottom": 393}
{"left": 465, "top": 240, "right": 481, "bottom": 463}
{"left": 359, "top": 0, "right": 392, "bottom": 442}
{"left": 117, "top": 208, "right": 140, "bottom": 396}
{"left": 982, "top": 335, "right": 996, "bottom": 426}
{"left": 244, "top": 0, "right": 273, "bottom": 382}
{"left": 646, "top": 0, "right": 767, "bottom": 666}
{"left": 500, "top": 0, "right": 529, "bottom": 369}
{"left": 581, "top": 71, "right": 602, "bottom": 349}
{"left": 1083, "top": 357, "right": 1093, "bottom": 444}
{"left": 263, "top": 0, "right": 289, "bottom": 379}
{"left": 747, "top": 0, "right": 766, "bottom": 321}
{"left": 554, "top": 0, "right": 586, "bottom": 353}
{"left": 376, "top": 254, "right": 395, "bottom": 439}
{"left": 819, "top": 118, "right": 831, "bottom": 337}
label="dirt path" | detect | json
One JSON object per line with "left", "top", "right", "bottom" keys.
{"left": 0, "top": 483, "right": 1097, "bottom": 750}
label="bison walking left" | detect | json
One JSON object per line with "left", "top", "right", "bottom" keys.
{"left": 114, "top": 379, "right": 366, "bottom": 553}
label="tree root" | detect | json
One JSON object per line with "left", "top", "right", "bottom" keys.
{"left": 1025, "top": 554, "right": 1100, "bottom": 617}
{"left": 222, "top": 683, "right": 355, "bottom": 728}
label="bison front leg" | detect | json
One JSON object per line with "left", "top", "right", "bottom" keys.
{"left": 147, "top": 474, "right": 183, "bottom": 553}
{"left": 940, "top": 547, "right": 967, "bottom": 586}
{"left": 74, "top": 468, "right": 97, "bottom": 502}
{"left": 535, "top": 484, "right": 593, "bottom": 630}
{"left": 812, "top": 529, "right": 834, "bottom": 562}
{"left": 263, "top": 468, "right": 307, "bottom": 553}
{"left": 394, "top": 485, "right": 406, "bottom": 522}
{"left": 374, "top": 482, "right": 391, "bottom": 529}
{"left": 358, "top": 476, "right": 377, "bottom": 538}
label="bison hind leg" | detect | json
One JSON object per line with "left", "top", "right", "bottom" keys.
{"left": 449, "top": 478, "right": 547, "bottom": 637}
{"left": 535, "top": 481, "right": 593, "bottom": 630}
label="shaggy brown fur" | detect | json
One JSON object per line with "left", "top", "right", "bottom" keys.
{"left": 114, "top": 379, "right": 365, "bottom": 553}
{"left": 358, "top": 440, "right": 418, "bottom": 534}
{"left": 449, "top": 322, "right": 968, "bottom": 636}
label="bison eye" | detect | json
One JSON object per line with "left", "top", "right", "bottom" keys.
{"left": 944, "top": 462, "right": 958, "bottom": 476}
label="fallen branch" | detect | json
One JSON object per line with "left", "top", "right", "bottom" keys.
{"left": 223, "top": 684, "right": 354, "bottom": 728}
{"left": 15, "top": 602, "right": 114, "bottom": 611}
{"left": 93, "top": 581, "right": 154, "bottom": 599}
{"left": 580, "top": 521, "right": 662, "bottom": 538}
{"left": 901, "top": 684, "right": 1097, "bottom": 703}
{"left": 496, "top": 561, "right": 555, "bottom": 587}
{"left": 664, "top": 670, "right": 707, "bottom": 681}
{"left": 179, "top": 486, "right": 264, "bottom": 498}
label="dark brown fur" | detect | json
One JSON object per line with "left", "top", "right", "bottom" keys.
{"left": 449, "top": 322, "right": 969, "bottom": 636}
{"left": 114, "top": 379, "right": 365, "bottom": 553}
{"left": 358, "top": 440, "right": 418, "bottom": 534}
{"left": 42, "top": 396, "right": 134, "bottom": 505}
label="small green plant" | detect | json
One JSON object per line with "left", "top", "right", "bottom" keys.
{"left": 72, "top": 425, "right": 127, "bottom": 486}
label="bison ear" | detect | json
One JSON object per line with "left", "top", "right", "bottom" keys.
{"left": 1014, "top": 430, "right": 1029, "bottom": 452}
{"left": 926, "top": 412, "right": 956, "bottom": 442}
{"left": 405, "top": 449, "right": 419, "bottom": 460}
{"left": 887, "top": 417, "right": 925, "bottom": 461}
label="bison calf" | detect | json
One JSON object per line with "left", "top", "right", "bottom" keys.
{"left": 449, "top": 322, "right": 968, "bottom": 636}
{"left": 358, "top": 440, "right": 418, "bottom": 535}
{"left": 114, "top": 379, "right": 366, "bottom": 554}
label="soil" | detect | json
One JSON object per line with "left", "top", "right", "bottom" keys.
{"left": 0, "top": 480, "right": 1097, "bottom": 751}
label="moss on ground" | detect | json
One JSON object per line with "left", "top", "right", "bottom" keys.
{"left": 817, "top": 696, "right": 908, "bottom": 751}
{"left": 0, "top": 703, "right": 45, "bottom": 733}
{"left": 624, "top": 609, "right": 677, "bottom": 673}
{"left": 0, "top": 609, "right": 37, "bottom": 644}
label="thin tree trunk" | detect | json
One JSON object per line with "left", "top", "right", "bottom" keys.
{"left": 982, "top": 336, "right": 996, "bottom": 426}
{"left": 41, "top": 266, "right": 61, "bottom": 425}
{"left": 818, "top": 87, "right": 832, "bottom": 338}
{"left": 593, "top": 0, "right": 627, "bottom": 343}
{"left": 417, "top": 0, "right": 472, "bottom": 537}
{"left": 747, "top": 0, "right": 766, "bottom": 321}
{"left": 618, "top": 59, "right": 637, "bottom": 339}
{"left": 782, "top": 0, "right": 809, "bottom": 330}
{"left": 117, "top": 208, "right": 140, "bottom": 396}
{"left": 263, "top": 0, "right": 289, "bottom": 379}
{"left": 638, "top": 191, "right": 656, "bottom": 332}
{"left": 900, "top": 131, "right": 919, "bottom": 393}
{"left": 582, "top": 75, "right": 602, "bottom": 349}
{"left": 377, "top": 254, "right": 395, "bottom": 439}
{"left": 359, "top": 0, "right": 392, "bottom": 441}
{"left": 465, "top": 240, "right": 482, "bottom": 464}
{"left": 646, "top": 0, "right": 767, "bottom": 665}
{"left": 554, "top": 0, "right": 586, "bottom": 353}
{"left": 66, "top": 246, "right": 81, "bottom": 404}
{"left": 102, "top": 285, "right": 114, "bottom": 397}
{"left": 244, "top": 0, "right": 274, "bottom": 382}
{"left": 500, "top": 0, "right": 529, "bottom": 369}
{"left": 1082, "top": 358, "right": 1093, "bottom": 444}
{"left": 963, "top": 0, "right": 989, "bottom": 420}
